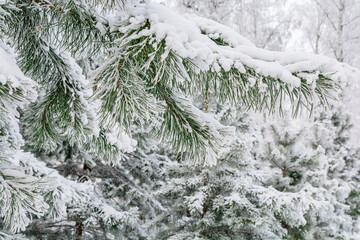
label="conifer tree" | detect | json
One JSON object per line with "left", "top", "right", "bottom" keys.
{"left": 151, "top": 109, "right": 360, "bottom": 239}
{"left": 0, "top": 0, "right": 359, "bottom": 239}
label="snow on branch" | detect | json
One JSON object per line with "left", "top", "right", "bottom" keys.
{"left": 115, "top": 2, "right": 358, "bottom": 112}
{"left": 90, "top": 1, "right": 360, "bottom": 164}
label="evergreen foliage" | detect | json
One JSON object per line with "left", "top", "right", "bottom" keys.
{"left": 150, "top": 110, "right": 360, "bottom": 239}
{"left": 0, "top": 0, "right": 359, "bottom": 239}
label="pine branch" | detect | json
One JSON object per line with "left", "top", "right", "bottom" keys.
{"left": 115, "top": 6, "right": 343, "bottom": 116}
{"left": 92, "top": 7, "right": 344, "bottom": 163}
{"left": 26, "top": 0, "right": 111, "bottom": 55}
{"left": 5, "top": 5, "right": 96, "bottom": 151}
{"left": 0, "top": 166, "right": 49, "bottom": 233}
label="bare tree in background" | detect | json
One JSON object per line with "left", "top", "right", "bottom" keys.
{"left": 294, "top": 0, "right": 360, "bottom": 67}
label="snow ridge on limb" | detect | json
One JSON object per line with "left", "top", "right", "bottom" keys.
{"left": 119, "top": 2, "right": 356, "bottom": 109}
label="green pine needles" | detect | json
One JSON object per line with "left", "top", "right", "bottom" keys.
{"left": 0, "top": 0, "right": 347, "bottom": 165}
{"left": 0, "top": 0, "right": 359, "bottom": 237}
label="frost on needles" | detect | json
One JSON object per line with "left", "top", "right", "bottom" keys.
{"left": 92, "top": 1, "right": 357, "bottom": 165}
{"left": 0, "top": 0, "right": 359, "bottom": 239}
